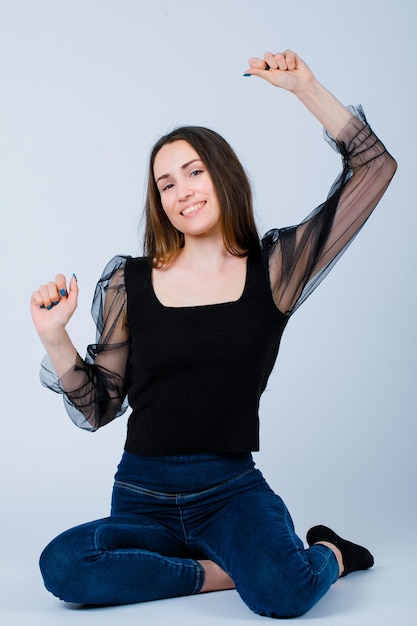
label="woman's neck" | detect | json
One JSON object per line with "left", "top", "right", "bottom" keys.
{"left": 177, "top": 233, "right": 231, "bottom": 273}
{"left": 152, "top": 237, "right": 248, "bottom": 307}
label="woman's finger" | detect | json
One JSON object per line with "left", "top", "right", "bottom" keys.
{"left": 243, "top": 57, "right": 270, "bottom": 77}
{"left": 30, "top": 290, "right": 45, "bottom": 308}
{"left": 281, "top": 49, "right": 297, "bottom": 71}
{"left": 66, "top": 274, "right": 79, "bottom": 307}
{"left": 247, "top": 56, "right": 269, "bottom": 69}
{"left": 47, "top": 281, "right": 61, "bottom": 307}
{"left": 265, "top": 51, "right": 282, "bottom": 70}
{"left": 55, "top": 273, "right": 68, "bottom": 298}
{"left": 37, "top": 284, "right": 53, "bottom": 309}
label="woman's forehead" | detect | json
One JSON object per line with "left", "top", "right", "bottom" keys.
{"left": 153, "top": 140, "right": 201, "bottom": 178}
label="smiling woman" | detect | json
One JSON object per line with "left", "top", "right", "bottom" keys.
{"left": 145, "top": 125, "right": 259, "bottom": 268}
{"left": 30, "top": 50, "right": 396, "bottom": 618}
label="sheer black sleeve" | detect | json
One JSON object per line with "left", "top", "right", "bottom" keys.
{"left": 263, "top": 106, "right": 397, "bottom": 316}
{"left": 40, "top": 255, "right": 131, "bottom": 431}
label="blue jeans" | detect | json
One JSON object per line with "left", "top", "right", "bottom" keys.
{"left": 39, "top": 452, "right": 339, "bottom": 618}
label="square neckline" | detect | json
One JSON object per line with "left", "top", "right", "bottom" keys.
{"left": 149, "top": 256, "right": 251, "bottom": 310}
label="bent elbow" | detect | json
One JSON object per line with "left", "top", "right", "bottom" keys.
{"left": 385, "top": 152, "right": 398, "bottom": 180}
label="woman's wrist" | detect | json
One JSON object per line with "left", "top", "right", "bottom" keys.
{"left": 38, "top": 325, "right": 69, "bottom": 346}
{"left": 294, "top": 78, "right": 353, "bottom": 138}
{"left": 38, "top": 327, "right": 77, "bottom": 372}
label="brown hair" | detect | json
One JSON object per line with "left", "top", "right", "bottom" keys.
{"left": 144, "top": 126, "right": 259, "bottom": 267}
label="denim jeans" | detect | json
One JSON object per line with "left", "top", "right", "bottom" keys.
{"left": 39, "top": 451, "right": 339, "bottom": 618}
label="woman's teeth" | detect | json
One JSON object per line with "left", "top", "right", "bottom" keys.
{"left": 181, "top": 202, "right": 205, "bottom": 216}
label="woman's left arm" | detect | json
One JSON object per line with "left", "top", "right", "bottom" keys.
{"left": 245, "top": 50, "right": 397, "bottom": 315}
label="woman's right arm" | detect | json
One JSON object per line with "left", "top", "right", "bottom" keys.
{"left": 30, "top": 258, "right": 131, "bottom": 430}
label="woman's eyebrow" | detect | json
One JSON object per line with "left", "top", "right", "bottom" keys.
{"left": 155, "top": 159, "right": 202, "bottom": 184}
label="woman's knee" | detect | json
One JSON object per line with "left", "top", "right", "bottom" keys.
{"left": 238, "top": 573, "right": 320, "bottom": 619}
{"left": 39, "top": 523, "right": 95, "bottom": 603}
{"left": 245, "top": 590, "right": 317, "bottom": 618}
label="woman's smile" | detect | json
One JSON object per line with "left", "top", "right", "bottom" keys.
{"left": 181, "top": 201, "right": 206, "bottom": 217}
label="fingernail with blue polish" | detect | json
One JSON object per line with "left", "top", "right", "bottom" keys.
{"left": 53, "top": 301, "right": 59, "bottom": 306}
{"left": 40, "top": 305, "right": 45, "bottom": 309}
{"left": 243, "top": 73, "right": 252, "bottom": 77}
{"left": 73, "top": 273, "right": 78, "bottom": 282}
{"left": 60, "top": 288, "right": 67, "bottom": 296}
{"left": 46, "top": 304, "right": 53, "bottom": 310}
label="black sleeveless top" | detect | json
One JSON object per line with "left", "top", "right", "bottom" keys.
{"left": 124, "top": 249, "right": 287, "bottom": 456}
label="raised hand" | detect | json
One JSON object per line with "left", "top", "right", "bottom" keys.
{"left": 30, "top": 273, "right": 79, "bottom": 338}
{"left": 244, "top": 50, "right": 314, "bottom": 93}
{"left": 244, "top": 48, "right": 352, "bottom": 138}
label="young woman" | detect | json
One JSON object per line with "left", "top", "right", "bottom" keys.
{"left": 30, "top": 50, "right": 396, "bottom": 618}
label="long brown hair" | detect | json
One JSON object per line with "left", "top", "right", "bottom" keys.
{"left": 144, "top": 126, "right": 259, "bottom": 267}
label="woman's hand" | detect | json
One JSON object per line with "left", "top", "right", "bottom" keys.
{"left": 244, "top": 48, "right": 353, "bottom": 138}
{"left": 30, "top": 274, "right": 79, "bottom": 338}
{"left": 244, "top": 49, "right": 315, "bottom": 94}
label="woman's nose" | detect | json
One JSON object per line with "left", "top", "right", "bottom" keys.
{"left": 177, "top": 179, "right": 194, "bottom": 200}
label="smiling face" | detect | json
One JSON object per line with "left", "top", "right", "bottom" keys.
{"left": 144, "top": 125, "right": 258, "bottom": 267}
{"left": 153, "top": 140, "right": 222, "bottom": 240}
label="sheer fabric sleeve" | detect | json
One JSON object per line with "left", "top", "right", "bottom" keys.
{"left": 40, "top": 255, "right": 131, "bottom": 431}
{"left": 263, "top": 106, "right": 397, "bottom": 316}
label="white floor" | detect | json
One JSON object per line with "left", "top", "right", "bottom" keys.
{"left": 2, "top": 541, "right": 415, "bottom": 626}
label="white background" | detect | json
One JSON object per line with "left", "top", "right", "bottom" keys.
{"left": 0, "top": 1, "right": 416, "bottom": 624}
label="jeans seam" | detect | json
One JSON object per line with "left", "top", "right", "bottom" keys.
{"left": 310, "top": 544, "right": 339, "bottom": 579}
{"left": 176, "top": 499, "right": 189, "bottom": 547}
{"left": 192, "top": 559, "right": 204, "bottom": 594}
{"left": 113, "top": 481, "right": 176, "bottom": 500}
{"left": 113, "top": 468, "right": 255, "bottom": 501}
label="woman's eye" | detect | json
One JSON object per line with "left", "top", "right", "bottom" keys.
{"left": 162, "top": 182, "right": 174, "bottom": 192}
{"left": 190, "top": 169, "right": 203, "bottom": 177}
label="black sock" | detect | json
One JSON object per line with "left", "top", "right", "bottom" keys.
{"left": 306, "top": 525, "right": 374, "bottom": 577}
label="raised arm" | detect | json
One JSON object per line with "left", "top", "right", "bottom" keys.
{"left": 245, "top": 50, "right": 397, "bottom": 314}
{"left": 31, "top": 256, "right": 131, "bottom": 430}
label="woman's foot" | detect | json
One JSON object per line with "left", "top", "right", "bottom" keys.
{"left": 306, "top": 525, "right": 374, "bottom": 577}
